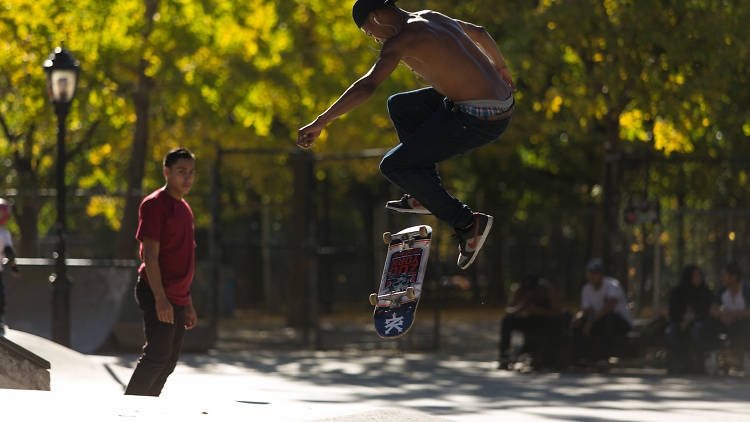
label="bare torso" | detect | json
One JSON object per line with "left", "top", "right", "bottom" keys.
{"left": 296, "top": 9, "right": 515, "bottom": 149}
{"left": 395, "top": 10, "right": 511, "bottom": 102}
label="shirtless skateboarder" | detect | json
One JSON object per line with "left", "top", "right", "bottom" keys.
{"left": 297, "top": 0, "right": 516, "bottom": 269}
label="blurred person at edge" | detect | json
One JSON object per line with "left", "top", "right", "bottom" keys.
{"left": 0, "top": 198, "right": 20, "bottom": 336}
{"left": 708, "top": 262, "right": 750, "bottom": 373}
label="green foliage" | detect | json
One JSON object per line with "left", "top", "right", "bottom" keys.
{"left": 1, "top": 0, "right": 750, "bottom": 263}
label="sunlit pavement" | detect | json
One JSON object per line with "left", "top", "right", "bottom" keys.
{"left": 4, "top": 329, "right": 750, "bottom": 421}
{"left": 84, "top": 350, "right": 750, "bottom": 421}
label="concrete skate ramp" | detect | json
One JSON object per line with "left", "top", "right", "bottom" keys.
{"left": 5, "top": 329, "right": 123, "bottom": 393}
{"left": 0, "top": 332, "right": 50, "bottom": 390}
{"left": 4, "top": 259, "right": 136, "bottom": 353}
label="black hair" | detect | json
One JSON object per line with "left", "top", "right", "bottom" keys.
{"left": 164, "top": 148, "right": 195, "bottom": 168}
{"left": 520, "top": 274, "right": 540, "bottom": 291}
{"left": 679, "top": 265, "right": 702, "bottom": 286}
{"left": 723, "top": 261, "right": 741, "bottom": 280}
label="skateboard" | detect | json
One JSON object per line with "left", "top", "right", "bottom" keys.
{"left": 370, "top": 225, "right": 432, "bottom": 339}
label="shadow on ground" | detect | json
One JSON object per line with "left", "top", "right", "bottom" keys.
{"left": 110, "top": 350, "right": 750, "bottom": 421}
{"left": 105, "top": 309, "right": 750, "bottom": 422}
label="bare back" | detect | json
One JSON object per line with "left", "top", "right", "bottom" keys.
{"left": 296, "top": 8, "right": 515, "bottom": 149}
{"left": 394, "top": 11, "right": 510, "bottom": 102}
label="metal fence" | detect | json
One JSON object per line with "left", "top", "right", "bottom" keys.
{"left": 213, "top": 203, "right": 750, "bottom": 318}
{"left": 5, "top": 171, "right": 750, "bottom": 351}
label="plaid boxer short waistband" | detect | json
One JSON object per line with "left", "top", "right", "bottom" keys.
{"left": 455, "top": 94, "right": 515, "bottom": 118}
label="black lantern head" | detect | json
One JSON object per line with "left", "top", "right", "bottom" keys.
{"left": 43, "top": 46, "right": 80, "bottom": 104}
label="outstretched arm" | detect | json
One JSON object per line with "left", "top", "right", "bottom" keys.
{"left": 457, "top": 20, "right": 517, "bottom": 91}
{"left": 297, "top": 44, "right": 402, "bottom": 148}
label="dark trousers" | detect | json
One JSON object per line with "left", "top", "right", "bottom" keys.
{"left": 499, "top": 313, "right": 566, "bottom": 367}
{"left": 665, "top": 319, "right": 712, "bottom": 372}
{"left": 572, "top": 312, "right": 631, "bottom": 361}
{"left": 124, "top": 277, "right": 186, "bottom": 396}
{"left": 380, "top": 87, "right": 511, "bottom": 228}
{"left": 721, "top": 318, "right": 750, "bottom": 352}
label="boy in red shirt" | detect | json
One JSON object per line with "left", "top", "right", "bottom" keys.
{"left": 125, "top": 148, "right": 197, "bottom": 396}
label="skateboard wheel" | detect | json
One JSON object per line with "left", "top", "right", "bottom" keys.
{"left": 383, "top": 232, "right": 392, "bottom": 244}
{"left": 369, "top": 293, "right": 378, "bottom": 306}
{"left": 406, "top": 286, "right": 415, "bottom": 299}
{"left": 419, "top": 226, "right": 428, "bottom": 237}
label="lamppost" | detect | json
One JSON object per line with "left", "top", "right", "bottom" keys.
{"left": 43, "top": 45, "right": 80, "bottom": 347}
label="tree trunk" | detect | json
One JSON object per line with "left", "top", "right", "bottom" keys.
{"left": 0, "top": 116, "right": 41, "bottom": 257}
{"left": 13, "top": 153, "right": 41, "bottom": 257}
{"left": 592, "top": 115, "right": 624, "bottom": 283}
{"left": 286, "top": 152, "right": 316, "bottom": 329}
{"left": 676, "top": 168, "right": 686, "bottom": 272}
{"left": 14, "top": 200, "right": 40, "bottom": 257}
{"left": 115, "top": 80, "right": 150, "bottom": 258}
{"left": 115, "top": 0, "right": 160, "bottom": 258}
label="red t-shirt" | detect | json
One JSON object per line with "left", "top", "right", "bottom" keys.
{"left": 136, "top": 189, "right": 195, "bottom": 306}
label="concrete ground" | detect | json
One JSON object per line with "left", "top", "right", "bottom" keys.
{"left": 3, "top": 324, "right": 750, "bottom": 422}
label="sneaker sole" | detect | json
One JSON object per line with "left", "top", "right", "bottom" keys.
{"left": 385, "top": 205, "right": 432, "bottom": 215}
{"left": 458, "top": 215, "right": 494, "bottom": 270}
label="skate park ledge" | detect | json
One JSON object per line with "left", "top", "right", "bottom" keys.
{"left": 0, "top": 334, "right": 51, "bottom": 390}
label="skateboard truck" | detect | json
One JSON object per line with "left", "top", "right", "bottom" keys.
{"left": 369, "top": 286, "right": 415, "bottom": 308}
{"left": 382, "top": 226, "right": 428, "bottom": 250}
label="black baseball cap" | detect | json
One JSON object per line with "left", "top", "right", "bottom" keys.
{"left": 586, "top": 258, "right": 604, "bottom": 272}
{"left": 352, "top": 0, "right": 397, "bottom": 28}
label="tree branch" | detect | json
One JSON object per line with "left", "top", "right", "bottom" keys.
{"left": 15, "top": 123, "right": 36, "bottom": 172}
{"left": 68, "top": 119, "right": 101, "bottom": 160}
{"left": 0, "top": 109, "right": 17, "bottom": 144}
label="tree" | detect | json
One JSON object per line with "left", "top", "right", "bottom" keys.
{"left": 0, "top": 0, "right": 106, "bottom": 255}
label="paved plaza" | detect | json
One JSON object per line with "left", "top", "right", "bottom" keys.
{"left": 3, "top": 327, "right": 750, "bottom": 421}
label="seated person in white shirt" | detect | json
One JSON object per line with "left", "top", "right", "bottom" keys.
{"left": 571, "top": 258, "right": 633, "bottom": 362}
{"left": 709, "top": 262, "right": 750, "bottom": 369}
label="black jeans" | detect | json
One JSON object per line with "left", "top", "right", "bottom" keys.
{"left": 124, "top": 277, "right": 186, "bottom": 396}
{"left": 665, "top": 318, "right": 712, "bottom": 372}
{"left": 499, "top": 313, "right": 567, "bottom": 367}
{"left": 379, "top": 87, "right": 512, "bottom": 228}
{"left": 721, "top": 318, "right": 750, "bottom": 352}
{"left": 572, "top": 312, "right": 631, "bottom": 361}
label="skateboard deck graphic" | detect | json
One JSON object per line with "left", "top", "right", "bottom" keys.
{"left": 370, "top": 225, "right": 432, "bottom": 339}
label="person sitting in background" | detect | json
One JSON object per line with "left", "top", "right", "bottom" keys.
{"left": 498, "top": 274, "right": 566, "bottom": 370}
{"left": 708, "top": 262, "right": 750, "bottom": 373}
{"left": 665, "top": 265, "right": 713, "bottom": 374}
{"left": 571, "top": 258, "right": 632, "bottom": 363}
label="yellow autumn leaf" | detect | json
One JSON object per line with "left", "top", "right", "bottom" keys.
{"left": 653, "top": 118, "right": 693, "bottom": 155}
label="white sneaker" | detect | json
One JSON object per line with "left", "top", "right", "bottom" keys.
{"left": 704, "top": 351, "right": 719, "bottom": 376}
